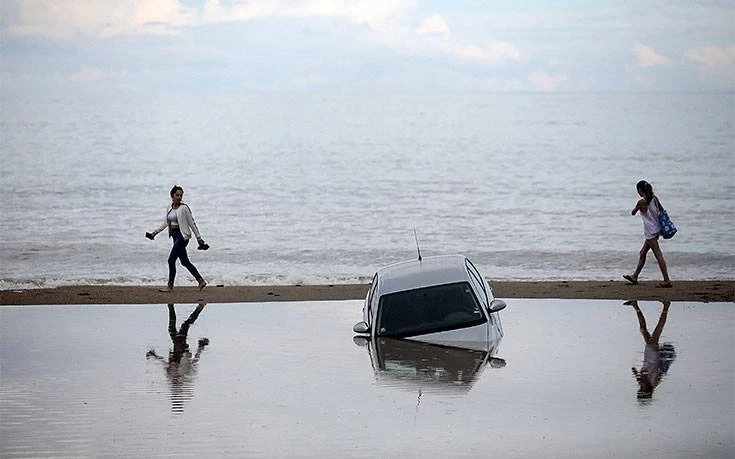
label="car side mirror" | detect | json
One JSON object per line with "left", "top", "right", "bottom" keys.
{"left": 489, "top": 357, "right": 507, "bottom": 368}
{"left": 353, "top": 321, "right": 370, "bottom": 334}
{"left": 489, "top": 299, "right": 507, "bottom": 313}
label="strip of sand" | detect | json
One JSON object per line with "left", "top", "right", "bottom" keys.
{"left": 1, "top": 281, "right": 733, "bottom": 305}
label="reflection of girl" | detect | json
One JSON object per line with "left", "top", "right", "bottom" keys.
{"left": 624, "top": 180, "right": 672, "bottom": 288}
{"left": 626, "top": 300, "right": 676, "bottom": 399}
{"left": 146, "top": 304, "right": 209, "bottom": 413}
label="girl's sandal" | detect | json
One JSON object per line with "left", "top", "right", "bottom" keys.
{"left": 656, "top": 282, "right": 673, "bottom": 288}
{"left": 623, "top": 274, "right": 638, "bottom": 285}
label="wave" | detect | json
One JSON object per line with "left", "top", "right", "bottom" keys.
{"left": 3, "top": 249, "right": 733, "bottom": 290}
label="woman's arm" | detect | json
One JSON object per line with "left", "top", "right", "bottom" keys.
{"left": 632, "top": 198, "right": 646, "bottom": 216}
{"left": 148, "top": 209, "right": 169, "bottom": 237}
{"left": 181, "top": 204, "right": 202, "bottom": 241}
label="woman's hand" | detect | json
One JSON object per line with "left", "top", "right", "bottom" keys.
{"left": 145, "top": 232, "right": 155, "bottom": 240}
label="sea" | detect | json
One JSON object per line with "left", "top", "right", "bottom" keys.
{"left": 1, "top": 92, "right": 733, "bottom": 289}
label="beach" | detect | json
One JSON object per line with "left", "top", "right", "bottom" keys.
{"left": 1, "top": 280, "right": 732, "bottom": 305}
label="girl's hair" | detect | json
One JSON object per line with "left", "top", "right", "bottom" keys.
{"left": 636, "top": 180, "right": 654, "bottom": 203}
{"left": 170, "top": 185, "right": 184, "bottom": 198}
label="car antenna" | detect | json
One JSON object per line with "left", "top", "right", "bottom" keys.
{"left": 413, "top": 228, "right": 422, "bottom": 262}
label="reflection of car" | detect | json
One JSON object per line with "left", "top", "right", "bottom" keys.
{"left": 353, "top": 255, "right": 506, "bottom": 350}
{"left": 353, "top": 336, "right": 506, "bottom": 393}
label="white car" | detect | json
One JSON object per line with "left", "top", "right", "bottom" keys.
{"left": 353, "top": 255, "right": 506, "bottom": 351}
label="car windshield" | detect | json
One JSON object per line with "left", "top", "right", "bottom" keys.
{"left": 376, "top": 282, "right": 486, "bottom": 338}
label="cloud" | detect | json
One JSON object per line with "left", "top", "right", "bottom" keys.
{"left": 3, "top": 1, "right": 730, "bottom": 92}
{"left": 416, "top": 14, "right": 450, "bottom": 37}
{"left": 631, "top": 42, "right": 673, "bottom": 68}
{"left": 457, "top": 74, "right": 524, "bottom": 92}
{"left": 66, "top": 66, "right": 128, "bottom": 82}
{"left": 526, "top": 71, "right": 567, "bottom": 91}
{"left": 4, "top": 0, "right": 195, "bottom": 38}
{"left": 291, "top": 72, "right": 327, "bottom": 87}
{"left": 3, "top": 0, "right": 419, "bottom": 39}
{"left": 445, "top": 41, "right": 524, "bottom": 65}
{"left": 685, "top": 44, "right": 735, "bottom": 71}
{"left": 684, "top": 44, "right": 735, "bottom": 89}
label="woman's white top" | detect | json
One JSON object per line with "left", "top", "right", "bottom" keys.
{"left": 640, "top": 198, "right": 662, "bottom": 240}
{"left": 167, "top": 209, "right": 178, "bottom": 225}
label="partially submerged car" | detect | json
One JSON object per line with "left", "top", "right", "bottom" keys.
{"left": 353, "top": 255, "right": 506, "bottom": 351}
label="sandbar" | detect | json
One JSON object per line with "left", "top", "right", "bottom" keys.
{"left": 1, "top": 280, "right": 733, "bottom": 305}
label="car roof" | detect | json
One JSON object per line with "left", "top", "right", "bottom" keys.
{"left": 376, "top": 255, "right": 471, "bottom": 296}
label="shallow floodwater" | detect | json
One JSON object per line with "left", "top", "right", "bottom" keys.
{"left": 1, "top": 300, "right": 733, "bottom": 458}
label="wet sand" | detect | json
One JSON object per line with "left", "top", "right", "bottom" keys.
{"left": 1, "top": 280, "right": 733, "bottom": 305}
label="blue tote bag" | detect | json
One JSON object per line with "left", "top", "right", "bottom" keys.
{"left": 657, "top": 201, "right": 677, "bottom": 239}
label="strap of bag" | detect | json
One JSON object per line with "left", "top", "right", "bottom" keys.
{"left": 653, "top": 196, "right": 665, "bottom": 213}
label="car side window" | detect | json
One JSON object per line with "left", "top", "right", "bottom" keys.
{"left": 465, "top": 260, "right": 489, "bottom": 307}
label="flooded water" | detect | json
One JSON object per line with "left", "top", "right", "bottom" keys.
{"left": 1, "top": 300, "right": 733, "bottom": 458}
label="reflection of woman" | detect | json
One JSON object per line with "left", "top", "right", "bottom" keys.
{"left": 625, "top": 300, "right": 676, "bottom": 399}
{"left": 146, "top": 303, "right": 209, "bottom": 413}
{"left": 146, "top": 185, "right": 207, "bottom": 292}
{"left": 623, "top": 180, "right": 672, "bottom": 288}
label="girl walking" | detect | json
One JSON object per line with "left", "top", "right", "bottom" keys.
{"left": 624, "top": 180, "right": 672, "bottom": 288}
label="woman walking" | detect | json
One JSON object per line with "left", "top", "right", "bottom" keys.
{"left": 623, "top": 180, "right": 672, "bottom": 288}
{"left": 147, "top": 185, "right": 207, "bottom": 292}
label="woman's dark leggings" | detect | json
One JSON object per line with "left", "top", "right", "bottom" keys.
{"left": 168, "top": 229, "right": 202, "bottom": 285}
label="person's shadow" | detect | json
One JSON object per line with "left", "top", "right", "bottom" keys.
{"left": 146, "top": 303, "right": 209, "bottom": 413}
{"left": 624, "top": 300, "right": 676, "bottom": 401}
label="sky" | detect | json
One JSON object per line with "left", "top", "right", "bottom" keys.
{"left": 1, "top": 0, "right": 734, "bottom": 94}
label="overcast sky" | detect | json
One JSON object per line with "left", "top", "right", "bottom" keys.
{"left": 1, "top": 0, "right": 733, "bottom": 94}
